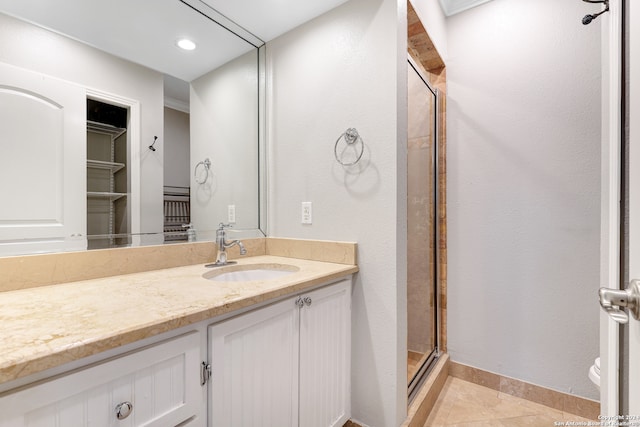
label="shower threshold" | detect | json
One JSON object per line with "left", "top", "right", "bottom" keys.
{"left": 408, "top": 349, "right": 439, "bottom": 403}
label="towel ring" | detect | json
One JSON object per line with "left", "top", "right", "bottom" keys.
{"left": 334, "top": 128, "right": 364, "bottom": 166}
{"left": 194, "top": 158, "right": 211, "bottom": 184}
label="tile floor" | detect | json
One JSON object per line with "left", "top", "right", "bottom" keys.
{"left": 425, "top": 377, "right": 596, "bottom": 426}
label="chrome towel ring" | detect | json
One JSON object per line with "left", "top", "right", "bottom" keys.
{"left": 334, "top": 128, "right": 365, "bottom": 166}
{"left": 194, "top": 158, "right": 211, "bottom": 184}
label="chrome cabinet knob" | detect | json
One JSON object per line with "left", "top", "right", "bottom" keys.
{"left": 295, "top": 296, "right": 313, "bottom": 308}
{"left": 115, "top": 401, "right": 133, "bottom": 420}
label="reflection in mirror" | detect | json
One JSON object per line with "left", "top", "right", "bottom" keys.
{"left": 0, "top": 0, "right": 265, "bottom": 256}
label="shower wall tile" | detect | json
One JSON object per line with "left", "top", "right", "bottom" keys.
{"left": 430, "top": 67, "right": 447, "bottom": 94}
{"left": 407, "top": 66, "right": 436, "bottom": 354}
{"left": 407, "top": 2, "right": 445, "bottom": 71}
{"left": 408, "top": 6, "right": 448, "bottom": 354}
{"left": 408, "top": 136, "right": 430, "bottom": 149}
{"left": 407, "top": 140, "right": 435, "bottom": 353}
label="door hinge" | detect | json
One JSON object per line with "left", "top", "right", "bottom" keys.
{"left": 201, "top": 361, "right": 211, "bottom": 386}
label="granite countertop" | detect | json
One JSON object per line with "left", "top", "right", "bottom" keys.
{"left": 0, "top": 255, "right": 358, "bottom": 386}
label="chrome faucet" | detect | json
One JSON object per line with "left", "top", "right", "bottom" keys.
{"left": 208, "top": 223, "right": 247, "bottom": 267}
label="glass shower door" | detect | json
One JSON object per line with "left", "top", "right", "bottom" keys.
{"left": 407, "top": 57, "right": 439, "bottom": 399}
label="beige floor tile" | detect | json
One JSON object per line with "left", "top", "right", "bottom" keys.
{"left": 424, "top": 377, "right": 588, "bottom": 427}
{"left": 562, "top": 412, "right": 595, "bottom": 422}
{"left": 492, "top": 414, "right": 559, "bottom": 426}
{"left": 447, "top": 421, "right": 508, "bottom": 427}
{"left": 424, "top": 379, "right": 456, "bottom": 426}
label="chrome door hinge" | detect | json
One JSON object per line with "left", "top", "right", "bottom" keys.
{"left": 201, "top": 361, "right": 211, "bottom": 386}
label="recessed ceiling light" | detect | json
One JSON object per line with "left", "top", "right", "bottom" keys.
{"left": 176, "top": 38, "right": 196, "bottom": 51}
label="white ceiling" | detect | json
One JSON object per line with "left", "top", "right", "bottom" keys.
{"left": 201, "top": 0, "right": 350, "bottom": 42}
{"left": 0, "top": 0, "right": 349, "bottom": 82}
{"left": 438, "top": 0, "right": 494, "bottom": 16}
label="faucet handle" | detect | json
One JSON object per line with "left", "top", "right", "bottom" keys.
{"left": 218, "top": 223, "right": 232, "bottom": 230}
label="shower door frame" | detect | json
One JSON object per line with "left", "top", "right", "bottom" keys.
{"left": 407, "top": 55, "right": 441, "bottom": 401}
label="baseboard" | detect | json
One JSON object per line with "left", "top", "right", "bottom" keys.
{"left": 401, "top": 353, "right": 450, "bottom": 427}
{"left": 449, "top": 361, "right": 600, "bottom": 420}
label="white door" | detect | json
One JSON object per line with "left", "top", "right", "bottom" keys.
{"left": 0, "top": 62, "right": 86, "bottom": 255}
{"left": 627, "top": 0, "right": 640, "bottom": 412}
{"left": 599, "top": 0, "right": 640, "bottom": 416}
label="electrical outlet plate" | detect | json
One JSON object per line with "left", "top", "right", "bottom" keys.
{"left": 301, "top": 202, "right": 312, "bottom": 224}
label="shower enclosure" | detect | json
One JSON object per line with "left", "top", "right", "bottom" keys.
{"left": 407, "top": 56, "right": 440, "bottom": 400}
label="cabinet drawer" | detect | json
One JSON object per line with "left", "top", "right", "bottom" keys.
{"left": 0, "top": 332, "right": 201, "bottom": 427}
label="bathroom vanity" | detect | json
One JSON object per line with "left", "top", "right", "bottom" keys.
{"left": 0, "top": 248, "right": 357, "bottom": 427}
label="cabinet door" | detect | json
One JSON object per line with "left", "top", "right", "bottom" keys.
{"left": 209, "top": 298, "right": 299, "bottom": 427}
{"left": 0, "top": 62, "right": 86, "bottom": 255}
{"left": 299, "top": 279, "right": 351, "bottom": 427}
{"left": 0, "top": 332, "right": 202, "bottom": 427}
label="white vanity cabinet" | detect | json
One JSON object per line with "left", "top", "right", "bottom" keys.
{"left": 0, "top": 332, "right": 202, "bottom": 427}
{"left": 208, "top": 279, "right": 351, "bottom": 427}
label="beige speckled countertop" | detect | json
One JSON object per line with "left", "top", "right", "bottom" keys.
{"left": 0, "top": 255, "right": 358, "bottom": 386}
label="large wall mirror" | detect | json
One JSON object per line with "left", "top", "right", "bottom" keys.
{"left": 0, "top": 0, "right": 267, "bottom": 256}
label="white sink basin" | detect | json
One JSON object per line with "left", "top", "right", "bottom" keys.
{"left": 203, "top": 263, "right": 299, "bottom": 282}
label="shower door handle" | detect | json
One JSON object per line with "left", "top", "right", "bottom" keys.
{"left": 598, "top": 279, "right": 640, "bottom": 324}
